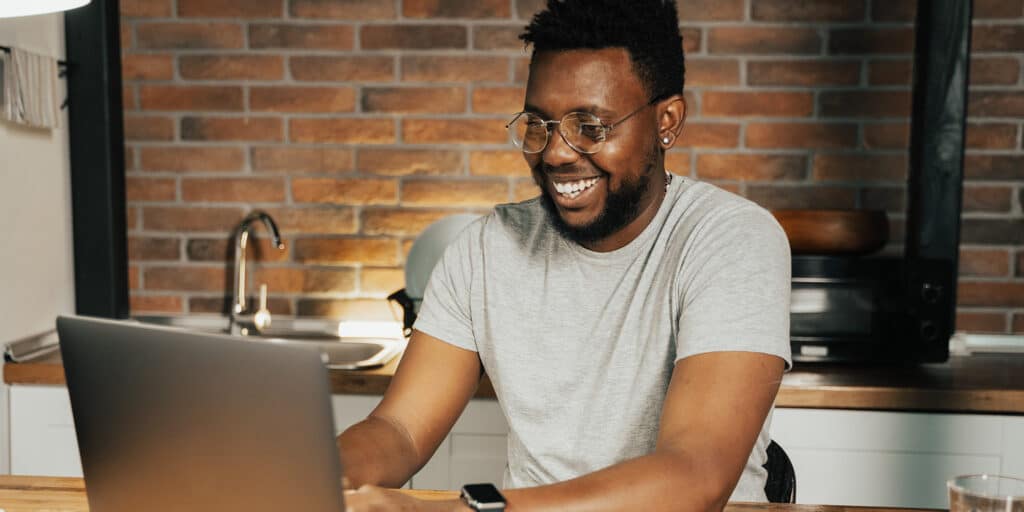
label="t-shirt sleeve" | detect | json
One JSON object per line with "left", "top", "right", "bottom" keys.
{"left": 411, "top": 220, "right": 481, "bottom": 353}
{"left": 674, "top": 206, "right": 793, "bottom": 369}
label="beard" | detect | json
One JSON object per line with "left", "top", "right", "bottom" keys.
{"left": 535, "top": 149, "right": 658, "bottom": 246}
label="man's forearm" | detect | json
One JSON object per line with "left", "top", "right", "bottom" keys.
{"left": 501, "top": 449, "right": 735, "bottom": 512}
{"left": 337, "top": 415, "right": 421, "bottom": 488}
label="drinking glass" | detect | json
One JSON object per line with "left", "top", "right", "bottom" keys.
{"left": 948, "top": 474, "right": 1024, "bottom": 512}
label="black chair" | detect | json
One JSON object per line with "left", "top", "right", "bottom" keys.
{"left": 763, "top": 440, "right": 796, "bottom": 503}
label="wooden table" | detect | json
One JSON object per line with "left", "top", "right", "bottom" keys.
{"left": 0, "top": 476, "right": 936, "bottom": 512}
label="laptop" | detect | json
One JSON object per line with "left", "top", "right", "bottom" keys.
{"left": 56, "top": 315, "right": 346, "bottom": 512}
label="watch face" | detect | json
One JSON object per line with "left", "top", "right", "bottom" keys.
{"left": 463, "top": 483, "right": 506, "bottom": 504}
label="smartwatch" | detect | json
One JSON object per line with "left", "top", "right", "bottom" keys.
{"left": 460, "top": 483, "right": 507, "bottom": 511}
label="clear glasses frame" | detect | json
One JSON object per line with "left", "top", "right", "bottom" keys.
{"left": 505, "top": 99, "right": 656, "bottom": 155}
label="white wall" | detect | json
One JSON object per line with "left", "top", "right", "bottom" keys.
{"left": 0, "top": 12, "right": 75, "bottom": 475}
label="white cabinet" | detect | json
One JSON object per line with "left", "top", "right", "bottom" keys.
{"left": 9, "top": 386, "right": 81, "bottom": 477}
{"left": 770, "top": 408, "right": 1024, "bottom": 509}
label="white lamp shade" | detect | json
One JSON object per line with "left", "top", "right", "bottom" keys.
{"left": 0, "top": 0, "right": 91, "bottom": 18}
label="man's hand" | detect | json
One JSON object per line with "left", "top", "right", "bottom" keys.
{"left": 343, "top": 485, "right": 469, "bottom": 512}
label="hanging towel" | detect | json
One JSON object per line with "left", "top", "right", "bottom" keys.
{"left": 1, "top": 46, "right": 61, "bottom": 129}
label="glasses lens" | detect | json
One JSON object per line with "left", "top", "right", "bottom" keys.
{"left": 561, "top": 112, "right": 606, "bottom": 154}
{"left": 509, "top": 113, "right": 549, "bottom": 153}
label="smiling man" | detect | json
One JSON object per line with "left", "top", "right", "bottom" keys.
{"left": 339, "top": 1, "right": 792, "bottom": 511}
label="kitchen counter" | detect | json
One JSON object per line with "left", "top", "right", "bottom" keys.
{"left": 5, "top": 352, "right": 1024, "bottom": 414}
{"left": 0, "top": 475, "right": 936, "bottom": 511}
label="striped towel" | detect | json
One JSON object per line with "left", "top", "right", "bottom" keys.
{"left": 1, "top": 46, "right": 62, "bottom": 129}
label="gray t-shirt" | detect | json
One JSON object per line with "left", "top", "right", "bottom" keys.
{"left": 414, "top": 177, "right": 792, "bottom": 502}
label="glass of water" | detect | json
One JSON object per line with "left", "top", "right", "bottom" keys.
{"left": 949, "top": 475, "right": 1024, "bottom": 512}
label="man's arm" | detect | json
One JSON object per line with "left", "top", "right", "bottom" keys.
{"left": 337, "top": 329, "right": 482, "bottom": 488}
{"left": 500, "top": 351, "right": 785, "bottom": 511}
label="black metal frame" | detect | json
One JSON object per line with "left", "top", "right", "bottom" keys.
{"left": 65, "top": 0, "right": 129, "bottom": 318}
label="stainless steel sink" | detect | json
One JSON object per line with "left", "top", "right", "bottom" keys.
{"left": 132, "top": 315, "right": 405, "bottom": 370}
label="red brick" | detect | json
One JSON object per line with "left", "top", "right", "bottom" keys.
{"left": 296, "top": 299, "right": 392, "bottom": 320}
{"left": 863, "top": 123, "right": 909, "bottom": 149}
{"left": 251, "top": 147, "right": 353, "bottom": 174}
{"left": 972, "top": 25, "right": 1024, "bottom": 52}
{"left": 140, "top": 85, "right": 243, "bottom": 111}
{"left": 144, "top": 266, "right": 226, "bottom": 292}
{"left": 182, "top": 178, "right": 286, "bottom": 203}
{"left": 295, "top": 238, "right": 400, "bottom": 266}
{"left": 868, "top": 59, "right": 912, "bottom": 85}
{"left": 828, "top": 28, "right": 914, "bottom": 54}
{"left": 752, "top": 0, "right": 865, "bottom": 21}
{"left": 696, "top": 154, "right": 806, "bottom": 181}
{"left": 143, "top": 207, "right": 245, "bottom": 232}
{"left": 956, "top": 311, "right": 1007, "bottom": 334}
{"left": 515, "top": 0, "right": 544, "bottom": 19}
{"left": 813, "top": 154, "right": 907, "bottom": 182}
{"left": 703, "top": 92, "right": 814, "bottom": 117}
{"left": 708, "top": 27, "right": 821, "bottom": 55}
{"left": 746, "top": 185, "right": 858, "bottom": 209}
{"left": 121, "top": 0, "right": 172, "bottom": 17}
{"left": 358, "top": 149, "right": 463, "bottom": 176}
{"left": 747, "top": 60, "right": 861, "bottom": 87}
{"left": 469, "top": 151, "right": 530, "bottom": 177}
{"left": 402, "top": 119, "right": 506, "bottom": 144}
{"left": 820, "top": 91, "right": 912, "bottom": 118}
{"left": 958, "top": 282, "right": 1024, "bottom": 308}
{"left": 970, "top": 57, "right": 1021, "bottom": 86}
{"left": 123, "top": 86, "right": 137, "bottom": 110}
{"left": 127, "top": 207, "right": 139, "bottom": 231}
{"left": 402, "top": 56, "right": 508, "bottom": 82}
{"left": 126, "top": 177, "right": 176, "bottom": 202}
{"left": 471, "top": 87, "right": 523, "bottom": 114}
{"left": 128, "top": 266, "right": 140, "bottom": 290}
{"left": 975, "top": 0, "right": 1024, "bottom": 18}
{"left": 141, "top": 147, "right": 244, "bottom": 172}
{"left": 960, "top": 219, "right": 1024, "bottom": 245}
{"left": 128, "top": 237, "right": 181, "bottom": 261}
{"left": 178, "top": 0, "right": 282, "bottom": 17}
{"left": 962, "top": 185, "right": 1013, "bottom": 213}
{"left": 871, "top": 0, "right": 914, "bottom": 21}
{"left": 124, "top": 116, "right": 174, "bottom": 141}
{"left": 122, "top": 54, "right": 173, "bottom": 80}
{"left": 179, "top": 55, "right": 284, "bottom": 80}
{"left": 677, "top": 123, "right": 740, "bottom": 148}
{"left": 686, "top": 59, "right": 740, "bottom": 87}
{"left": 959, "top": 248, "right": 1011, "bottom": 277}
{"left": 965, "top": 155, "right": 1024, "bottom": 180}
{"left": 664, "top": 152, "right": 692, "bottom": 176}
{"left": 188, "top": 297, "right": 292, "bottom": 315}
{"left": 263, "top": 207, "right": 358, "bottom": 234}
{"left": 969, "top": 92, "right": 1024, "bottom": 117}
{"left": 361, "top": 25, "right": 466, "bottom": 50}
{"left": 125, "top": 147, "right": 137, "bottom": 171}
{"left": 290, "top": 119, "right": 395, "bottom": 144}
{"left": 404, "top": 0, "right": 509, "bottom": 18}
{"left": 361, "top": 209, "right": 455, "bottom": 236}
{"left": 363, "top": 87, "right": 467, "bottom": 114}
{"left": 678, "top": 0, "right": 745, "bottom": 20}
{"left": 181, "top": 117, "right": 283, "bottom": 142}
{"left": 291, "top": 56, "right": 394, "bottom": 82}
{"left": 292, "top": 178, "right": 398, "bottom": 205}
{"left": 121, "top": 25, "right": 133, "bottom": 49}
{"left": 1016, "top": 314, "right": 1024, "bottom": 334}
{"left": 513, "top": 57, "right": 530, "bottom": 83}
{"left": 290, "top": 0, "right": 396, "bottom": 18}
{"left": 472, "top": 25, "right": 521, "bottom": 50}
{"left": 187, "top": 237, "right": 290, "bottom": 262}
{"left": 747, "top": 123, "right": 858, "bottom": 149}
{"left": 401, "top": 180, "right": 508, "bottom": 207}
{"left": 513, "top": 179, "right": 541, "bottom": 202}
{"left": 361, "top": 268, "right": 405, "bottom": 296}
{"left": 859, "top": 186, "right": 905, "bottom": 212}
{"left": 251, "top": 267, "right": 357, "bottom": 294}
{"left": 682, "top": 27, "right": 702, "bottom": 54}
{"left": 966, "top": 123, "right": 1018, "bottom": 150}
{"left": 131, "top": 295, "right": 184, "bottom": 314}
{"left": 1019, "top": 250, "right": 1024, "bottom": 277}
{"left": 250, "top": 86, "right": 355, "bottom": 113}
{"left": 136, "top": 23, "right": 244, "bottom": 49}
{"left": 249, "top": 24, "right": 354, "bottom": 50}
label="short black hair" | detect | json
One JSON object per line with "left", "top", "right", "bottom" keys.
{"left": 520, "top": 0, "right": 685, "bottom": 101}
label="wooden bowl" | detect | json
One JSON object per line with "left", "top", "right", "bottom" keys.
{"left": 771, "top": 209, "right": 889, "bottom": 256}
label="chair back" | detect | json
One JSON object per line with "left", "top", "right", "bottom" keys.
{"left": 763, "top": 439, "right": 796, "bottom": 503}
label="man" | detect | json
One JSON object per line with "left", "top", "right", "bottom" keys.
{"left": 341, "top": 1, "right": 791, "bottom": 510}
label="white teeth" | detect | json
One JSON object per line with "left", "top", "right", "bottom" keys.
{"left": 553, "top": 177, "right": 599, "bottom": 197}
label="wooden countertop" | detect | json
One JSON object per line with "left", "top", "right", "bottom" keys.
{"left": 5, "top": 352, "right": 1024, "bottom": 414}
{"left": 0, "top": 475, "right": 936, "bottom": 511}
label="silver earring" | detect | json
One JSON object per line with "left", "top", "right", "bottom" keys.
{"left": 662, "top": 136, "right": 671, "bottom": 144}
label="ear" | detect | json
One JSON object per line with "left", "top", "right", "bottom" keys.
{"left": 656, "top": 94, "right": 686, "bottom": 149}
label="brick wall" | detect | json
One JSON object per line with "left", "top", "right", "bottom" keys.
{"left": 122, "top": 0, "right": 1024, "bottom": 333}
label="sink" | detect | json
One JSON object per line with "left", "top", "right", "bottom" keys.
{"left": 132, "top": 315, "right": 405, "bottom": 370}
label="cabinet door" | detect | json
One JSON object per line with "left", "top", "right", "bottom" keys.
{"left": 10, "top": 386, "right": 81, "bottom": 477}
{"left": 411, "top": 399, "right": 509, "bottom": 490}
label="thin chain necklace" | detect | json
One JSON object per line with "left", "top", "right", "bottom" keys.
{"left": 665, "top": 170, "right": 673, "bottom": 192}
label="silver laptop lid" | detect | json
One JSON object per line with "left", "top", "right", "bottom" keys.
{"left": 57, "top": 315, "right": 345, "bottom": 512}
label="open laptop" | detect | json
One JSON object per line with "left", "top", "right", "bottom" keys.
{"left": 56, "top": 315, "right": 346, "bottom": 512}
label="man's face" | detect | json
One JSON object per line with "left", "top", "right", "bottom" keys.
{"left": 523, "top": 48, "right": 663, "bottom": 248}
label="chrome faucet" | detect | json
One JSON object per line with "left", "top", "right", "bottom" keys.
{"left": 230, "top": 211, "right": 285, "bottom": 334}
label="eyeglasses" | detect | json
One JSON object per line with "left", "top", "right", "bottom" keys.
{"left": 505, "top": 99, "right": 655, "bottom": 155}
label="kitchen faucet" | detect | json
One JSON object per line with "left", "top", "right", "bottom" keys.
{"left": 230, "top": 210, "right": 285, "bottom": 334}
